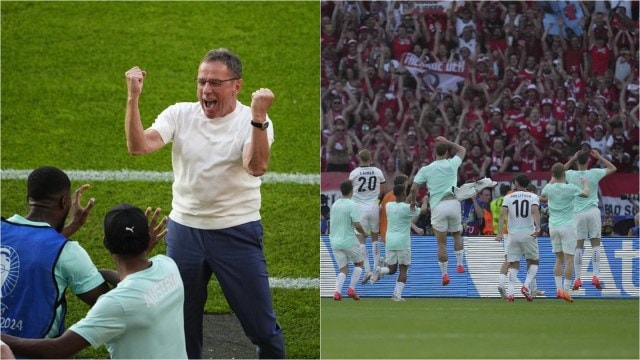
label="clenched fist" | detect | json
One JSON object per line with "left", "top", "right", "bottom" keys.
{"left": 125, "top": 66, "right": 147, "bottom": 98}
{"left": 251, "top": 88, "right": 274, "bottom": 123}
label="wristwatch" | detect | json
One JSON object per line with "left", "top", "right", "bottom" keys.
{"left": 251, "top": 120, "right": 269, "bottom": 130}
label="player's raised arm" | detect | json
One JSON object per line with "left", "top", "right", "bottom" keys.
{"left": 563, "top": 150, "right": 580, "bottom": 170}
{"left": 124, "top": 66, "right": 165, "bottom": 155}
{"left": 591, "top": 149, "right": 617, "bottom": 176}
{"left": 243, "top": 88, "right": 274, "bottom": 176}
{"left": 436, "top": 136, "right": 466, "bottom": 160}
{"left": 61, "top": 184, "right": 95, "bottom": 238}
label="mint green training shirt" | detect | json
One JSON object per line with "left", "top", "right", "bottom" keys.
{"left": 385, "top": 201, "right": 420, "bottom": 250}
{"left": 565, "top": 168, "right": 606, "bottom": 213}
{"left": 69, "top": 255, "right": 187, "bottom": 359}
{"left": 414, "top": 156, "right": 463, "bottom": 209}
{"left": 541, "top": 182, "right": 583, "bottom": 227}
{"left": 329, "top": 197, "right": 361, "bottom": 250}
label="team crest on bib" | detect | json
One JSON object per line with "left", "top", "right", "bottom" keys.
{"left": 1, "top": 246, "right": 20, "bottom": 297}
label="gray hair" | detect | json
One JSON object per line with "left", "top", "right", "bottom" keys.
{"left": 201, "top": 48, "right": 242, "bottom": 78}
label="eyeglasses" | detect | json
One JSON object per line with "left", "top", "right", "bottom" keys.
{"left": 195, "top": 77, "right": 239, "bottom": 88}
{"left": 335, "top": 128, "right": 345, "bottom": 133}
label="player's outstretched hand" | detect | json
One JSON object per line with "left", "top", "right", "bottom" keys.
{"left": 62, "top": 184, "right": 95, "bottom": 238}
{"left": 145, "top": 207, "right": 168, "bottom": 254}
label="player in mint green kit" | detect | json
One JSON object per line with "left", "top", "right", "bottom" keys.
{"left": 0, "top": 166, "right": 110, "bottom": 341}
{"left": 410, "top": 136, "right": 467, "bottom": 286}
{"left": 563, "top": 149, "right": 617, "bottom": 291}
{"left": 329, "top": 180, "right": 368, "bottom": 301}
{"left": 1, "top": 203, "right": 187, "bottom": 359}
{"left": 376, "top": 184, "right": 425, "bottom": 301}
{"left": 540, "top": 163, "right": 589, "bottom": 303}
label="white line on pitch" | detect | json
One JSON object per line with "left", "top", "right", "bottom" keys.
{"left": 0, "top": 169, "right": 319, "bottom": 185}
{"left": 269, "top": 277, "right": 319, "bottom": 289}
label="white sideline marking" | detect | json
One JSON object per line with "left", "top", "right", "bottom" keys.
{"left": 269, "top": 277, "right": 319, "bottom": 289}
{"left": 0, "top": 169, "right": 319, "bottom": 185}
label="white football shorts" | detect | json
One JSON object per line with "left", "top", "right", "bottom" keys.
{"left": 357, "top": 202, "right": 380, "bottom": 233}
{"left": 431, "top": 199, "right": 462, "bottom": 233}
{"left": 550, "top": 225, "right": 577, "bottom": 255}
{"left": 575, "top": 207, "right": 602, "bottom": 240}
{"left": 332, "top": 243, "right": 364, "bottom": 269}
{"left": 386, "top": 249, "right": 411, "bottom": 266}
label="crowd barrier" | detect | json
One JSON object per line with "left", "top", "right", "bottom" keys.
{"left": 320, "top": 235, "right": 639, "bottom": 299}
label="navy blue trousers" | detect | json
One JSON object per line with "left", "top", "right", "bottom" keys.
{"left": 166, "top": 219, "right": 285, "bottom": 359}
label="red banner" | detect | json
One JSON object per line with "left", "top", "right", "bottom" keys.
{"left": 402, "top": 53, "right": 469, "bottom": 92}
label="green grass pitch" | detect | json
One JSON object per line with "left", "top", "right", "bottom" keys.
{"left": 321, "top": 298, "right": 639, "bottom": 359}
{"left": 2, "top": 1, "right": 319, "bottom": 358}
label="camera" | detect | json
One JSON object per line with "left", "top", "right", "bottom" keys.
{"left": 540, "top": 206, "right": 549, "bottom": 217}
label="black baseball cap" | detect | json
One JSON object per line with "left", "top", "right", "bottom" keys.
{"left": 103, "top": 203, "right": 150, "bottom": 256}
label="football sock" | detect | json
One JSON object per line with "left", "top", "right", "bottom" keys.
{"left": 563, "top": 277, "right": 571, "bottom": 292}
{"left": 454, "top": 249, "right": 464, "bottom": 266}
{"left": 592, "top": 246, "right": 601, "bottom": 277}
{"left": 439, "top": 261, "right": 448, "bottom": 275}
{"left": 554, "top": 276, "right": 562, "bottom": 291}
{"left": 530, "top": 277, "right": 538, "bottom": 293}
{"left": 360, "top": 244, "right": 370, "bottom": 273}
{"left": 379, "top": 266, "right": 390, "bottom": 276}
{"left": 395, "top": 281, "right": 406, "bottom": 298}
{"left": 574, "top": 247, "right": 584, "bottom": 279}
{"left": 335, "top": 272, "right": 346, "bottom": 293}
{"left": 498, "top": 273, "right": 507, "bottom": 287}
{"left": 524, "top": 264, "right": 538, "bottom": 289}
{"left": 507, "top": 267, "right": 517, "bottom": 296}
{"left": 372, "top": 241, "right": 380, "bottom": 267}
{"left": 349, "top": 267, "right": 363, "bottom": 290}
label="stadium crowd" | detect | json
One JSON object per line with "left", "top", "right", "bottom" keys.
{"left": 320, "top": 1, "right": 640, "bottom": 185}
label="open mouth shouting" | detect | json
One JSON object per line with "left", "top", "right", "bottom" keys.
{"left": 203, "top": 99, "right": 217, "bottom": 109}
{"left": 201, "top": 99, "right": 218, "bottom": 118}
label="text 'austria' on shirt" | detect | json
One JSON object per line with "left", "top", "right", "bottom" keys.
{"left": 143, "top": 273, "right": 181, "bottom": 308}
{"left": 511, "top": 192, "right": 536, "bottom": 198}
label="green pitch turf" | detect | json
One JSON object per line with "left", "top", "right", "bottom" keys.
{"left": 321, "top": 298, "right": 639, "bottom": 359}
